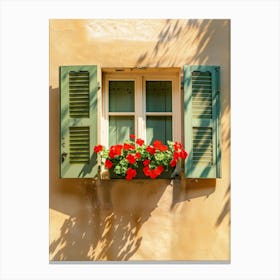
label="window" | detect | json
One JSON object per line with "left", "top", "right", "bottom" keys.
{"left": 101, "top": 71, "right": 181, "bottom": 148}
{"left": 59, "top": 65, "right": 221, "bottom": 179}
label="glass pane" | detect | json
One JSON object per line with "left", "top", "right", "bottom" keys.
{"left": 146, "top": 81, "right": 172, "bottom": 112}
{"left": 146, "top": 116, "right": 172, "bottom": 145}
{"left": 109, "top": 116, "right": 135, "bottom": 146}
{"left": 109, "top": 81, "right": 135, "bottom": 112}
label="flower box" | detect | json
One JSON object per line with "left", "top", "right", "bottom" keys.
{"left": 109, "top": 162, "right": 175, "bottom": 179}
{"left": 94, "top": 135, "right": 187, "bottom": 181}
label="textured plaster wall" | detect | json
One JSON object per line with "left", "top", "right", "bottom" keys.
{"left": 49, "top": 19, "right": 230, "bottom": 261}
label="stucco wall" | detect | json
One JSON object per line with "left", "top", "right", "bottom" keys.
{"left": 49, "top": 19, "right": 230, "bottom": 261}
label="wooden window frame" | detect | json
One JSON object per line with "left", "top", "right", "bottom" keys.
{"left": 101, "top": 69, "right": 181, "bottom": 147}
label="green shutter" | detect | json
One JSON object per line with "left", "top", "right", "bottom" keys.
{"left": 184, "top": 65, "right": 221, "bottom": 178}
{"left": 60, "top": 65, "right": 98, "bottom": 178}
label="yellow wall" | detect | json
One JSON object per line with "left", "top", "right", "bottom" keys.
{"left": 49, "top": 19, "right": 230, "bottom": 261}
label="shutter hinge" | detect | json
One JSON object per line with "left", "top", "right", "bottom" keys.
{"left": 61, "top": 152, "right": 67, "bottom": 163}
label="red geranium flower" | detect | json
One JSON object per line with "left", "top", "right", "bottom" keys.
{"left": 149, "top": 169, "right": 160, "bottom": 179}
{"left": 130, "top": 144, "right": 135, "bottom": 150}
{"left": 94, "top": 145, "right": 103, "bottom": 153}
{"left": 159, "top": 144, "right": 168, "bottom": 152}
{"left": 123, "top": 143, "right": 136, "bottom": 151}
{"left": 130, "top": 134, "right": 135, "bottom": 139}
{"left": 123, "top": 143, "right": 130, "bottom": 150}
{"left": 149, "top": 170, "right": 157, "bottom": 179}
{"left": 126, "top": 154, "right": 136, "bottom": 165}
{"left": 105, "top": 159, "right": 113, "bottom": 169}
{"left": 173, "top": 151, "right": 180, "bottom": 160}
{"left": 135, "top": 152, "right": 141, "bottom": 159}
{"left": 153, "top": 140, "right": 168, "bottom": 152}
{"left": 180, "top": 150, "right": 188, "bottom": 159}
{"left": 143, "top": 166, "right": 151, "bottom": 176}
{"left": 146, "top": 145, "right": 155, "bottom": 155}
{"left": 155, "top": 165, "right": 164, "bottom": 175}
{"left": 170, "top": 159, "right": 177, "bottom": 167}
{"left": 143, "top": 165, "right": 164, "bottom": 179}
{"left": 174, "top": 142, "right": 183, "bottom": 151}
{"left": 143, "top": 159, "right": 150, "bottom": 166}
{"left": 153, "top": 140, "right": 162, "bottom": 149}
{"left": 126, "top": 167, "right": 137, "bottom": 180}
{"left": 136, "top": 138, "right": 144, "bottom": 146}
{"left": 108, "top": 144, "right": 123, "bottom": 158}
{"left": 108, "top": 150, "right": 115, "bottom": 158}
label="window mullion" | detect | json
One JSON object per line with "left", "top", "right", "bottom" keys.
{"left": 136, "top": 75, "right": 145, "bottom": 141}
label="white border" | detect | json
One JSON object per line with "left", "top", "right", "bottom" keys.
{"left": 0, "top": 0, "right": 279, "bottom": 279}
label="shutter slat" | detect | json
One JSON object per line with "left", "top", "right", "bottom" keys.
{"left": 192, "top": 93, "right": 212, "bottom": 97}
{"left": 69, "top": 71, "right": 90, "bottom": 119}
{"left": 192, "top": 127, "right": 213, "bottom": 165}
{"left": 192, "top": 71, "right": 213, "bottom": 119}
{"left": 69, "top": 127, "right": 90, "bottom": 164}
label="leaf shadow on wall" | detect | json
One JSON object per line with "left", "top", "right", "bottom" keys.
{"left": 49, "top": 86, "right": 169, "bottom": 261}
{"left": 170, "top": 178, "right": 216, "bottom": 210}
{"left": 215, "top": 183, "right": 230, "bottom": 227}
{"left": 134, "top": 19, "right": 230, "bottom": 228}
{"left": 49, "top": 177, "right": 168, "bottom": 261}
